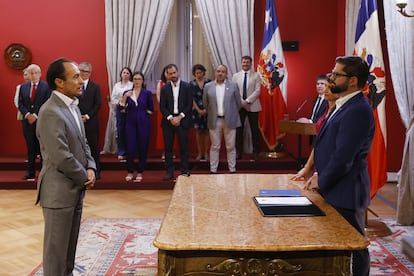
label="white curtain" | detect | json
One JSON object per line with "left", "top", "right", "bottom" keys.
{"left": 102, "top": 0, "right": 174, "bottom": 153}
{"left": 194, "top": 0, "right": 255, "bottom": 76}
{"left": 383, "top": 0, "right": 414, "bottom": 225}
{"left": 345, "top": 0, "right": 361, "bottom": 55}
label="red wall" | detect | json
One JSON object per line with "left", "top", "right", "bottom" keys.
{"left": 0, "top": 0, "right": 109, "bottom": 156}
{"left": 0, "top": 0, "right": 404, "bottom": 171}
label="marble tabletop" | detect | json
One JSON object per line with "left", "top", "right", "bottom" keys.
{"left": 154, "top": 174, "right": 370, "bottom": 252}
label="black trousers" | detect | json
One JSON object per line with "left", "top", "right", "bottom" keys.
{"left": 335, "top": 206, "right": 370, "bottom": 276}
{"left": 84, "top": 120, "right": 100, "bottom": 175}
{"left": 236, "top": 109, "right": 260, "bottom": 156}
{"left": 162, "top": 124, "right": 189, "bottom": 174}
{"left": 22, "top": 120, "right": 41, "bottom": 177}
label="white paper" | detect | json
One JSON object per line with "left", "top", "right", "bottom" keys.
{"left": 255, "top": 196, "right": 312, "bottom": 206}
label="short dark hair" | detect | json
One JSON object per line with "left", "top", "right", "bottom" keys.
{"left": 132, "top": 71, "right": 146, "bottom": 89}
{"left": 46, "top": 58, "right": 71, "bottom": 90}
{"left": 165, "top": 64, "right": 178, "bottom": 72}
{"left": 335, "top": 56, "right": 369, "bottom": 89}
{"left": 241, "top": 56, "right": 252, "bottom": 62}
{"left": 192, "top": 64, "right": 206, "bottom": 76}
{"left": 316, "top": 74, "right": 328, "bottom": 81}
{"left": 132, "top": 71, "right": 145, "bottom": 81}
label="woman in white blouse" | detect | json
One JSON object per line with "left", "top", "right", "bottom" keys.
{"left": 110, "top": 67, "right": 133, "bottom": 160}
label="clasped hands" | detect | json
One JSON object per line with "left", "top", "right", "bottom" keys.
{"left": 241, "top": 100, "right": 251, "bottom": 111}
{"left": 27, "top": 113, "right": 37, "bottom": 125}
{"left": 169, "top": 115, "right": 182, "bottom": 126}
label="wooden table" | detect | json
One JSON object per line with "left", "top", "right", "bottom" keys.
{"left": 153, "top": 174, "right": 369, "bottom": 275}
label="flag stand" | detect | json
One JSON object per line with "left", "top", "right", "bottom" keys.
{"left": 265, "top": 141, "right": 287, "bottom": 159}
{"left": 365, "top": 208, "right": 392, "bottom": 237}
{"left": 266, "top": 151, "right": 279, "bottom": 159}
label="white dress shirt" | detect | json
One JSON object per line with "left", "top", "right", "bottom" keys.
{"left": 54, "top": 91, "right": 83, "bottom": 135}
{"left": 216, "top": 81, "right": 225, "bottom": 116}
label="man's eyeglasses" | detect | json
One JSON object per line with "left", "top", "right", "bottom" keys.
{"left": 80, "top": 70, "right": 91, "bottom": 73}
{"left": 327, "top": 71, "right": 352, "bottom": 79}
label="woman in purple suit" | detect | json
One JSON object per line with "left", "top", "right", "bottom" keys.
{"left": 119, "top": 72, "right": 154, "bottom": 182}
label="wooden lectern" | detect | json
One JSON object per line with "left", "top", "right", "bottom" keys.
{"left": 278, "top": 120, "right": 316, "bottom": 167}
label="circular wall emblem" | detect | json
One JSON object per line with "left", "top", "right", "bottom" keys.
{"left": 4, "top": 43, "right": 32, "bottom": 70}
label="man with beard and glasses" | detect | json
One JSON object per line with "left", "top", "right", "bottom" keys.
{"left": 302, "top": 56, "right": 374, "bottom": 276}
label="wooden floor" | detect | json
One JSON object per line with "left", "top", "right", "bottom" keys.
{"left": 0, "top": 182, "right": 398, "bottom": 276}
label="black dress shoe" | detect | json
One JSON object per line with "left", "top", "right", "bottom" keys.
{"left": 181, "top": 172, "right": 190, "bottom": 177}
{"left": 210, "top": 171, "right": 217, "bottom": 174}
{"left": 162, "top": 173, "right": 173, "bottom": 181}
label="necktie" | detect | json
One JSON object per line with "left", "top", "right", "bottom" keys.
{"left": 31, "top": 83, "right": 37, "bottom": 103}
{"left": 312, "top": 97, "right": 321, "bottom": 121}
{"left": 81, "top": 84, "right": 85, "bottom": 95}
{"left": 242, "top": 72, "right": 247, "bottom": 100}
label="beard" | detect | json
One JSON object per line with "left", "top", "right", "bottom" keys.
{"left": 330, "top": 82, "right": 348, "bottom": 94}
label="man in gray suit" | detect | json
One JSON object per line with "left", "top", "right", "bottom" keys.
{"left": 203, "top": 64, "right": 242, "bottom": 173}
{"left": 232, "top": 56, "right": 262, "bottom": 161}
{"left": 36, "top": 58, "right": 96, "bottom": 276}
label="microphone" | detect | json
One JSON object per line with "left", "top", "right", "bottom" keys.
{"left": 295, "top": 96, "right": 310, "bottom": 113}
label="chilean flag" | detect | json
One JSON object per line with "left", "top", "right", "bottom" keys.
{"left": 354, "top": 0, "right": 387, "bottom": 198}
{"left": 257, "top": 0, "right": 287, "bottom": 150}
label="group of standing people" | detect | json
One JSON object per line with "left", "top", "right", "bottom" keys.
{"left": 110, "top": 56, "right": 263, "bottom": 181}
{"left": 13, "top": 55, "right": 376, "bottom": 276}
{"left": 201, "top": 55, "right": 263, "bottom": 173}
{"left": 15, "top": 62, "right": 101, "bottom": 181}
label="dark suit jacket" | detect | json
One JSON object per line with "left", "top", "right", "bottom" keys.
{"left": 159, "top": 80, "right": 193, "bottom": 128}
{"left": 310, "top": 96, "right": 328, "bottom": 123}
{"left": 78, "top": 80, "right": 101, "bottom": 125}
{"left": 36, "top": 93, "right": 96, "bottom": 208}
{"left": 314, "top": 92, "right": 374, "bottom": 211}
{"left": 18, "top": 80, "right": 51, "bottom": 117}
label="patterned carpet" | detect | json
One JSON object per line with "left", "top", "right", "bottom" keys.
{"left": 29, "top": 218, "right": 161, "bottom": 276}
{"left": 369, "top": 218, "right": 414, "bottom": 275}
{"left": 29, "top": 217, "right": 414, "bottom": 276}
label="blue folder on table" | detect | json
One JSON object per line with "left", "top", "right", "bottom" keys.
{"left": 259, "top": 189, "right": 301, "bottom": 197}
